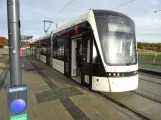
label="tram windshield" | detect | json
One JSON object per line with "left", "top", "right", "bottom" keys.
{"left": 95, "top": 15, "right": 137, "bottom": 65}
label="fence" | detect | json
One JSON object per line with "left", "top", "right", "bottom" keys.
{"left": 138, "top": 50, "right": 161, "bottom": 66}
{"left": 21, "top": 48, "right": 35, "bottom": 57}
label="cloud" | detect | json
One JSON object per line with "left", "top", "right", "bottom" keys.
{"left": 131, "top": 13, "right": 161, "bottom": 42}
{"left": 152, "top": 0, "right": 159, "bottom": 5}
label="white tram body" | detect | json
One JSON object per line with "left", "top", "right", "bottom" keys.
{"left": 33, "top": 9, "right": 138, "bottom": 92}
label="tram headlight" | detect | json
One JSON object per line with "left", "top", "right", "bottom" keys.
{"left": 109, "top": 73, "right": 111, "bottom": 76}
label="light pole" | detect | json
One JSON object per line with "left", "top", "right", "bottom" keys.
{"left": 154, "top": 10, "right": 161, "bottom": 13}
{"left": 7, "top": 0, "right": 22, "bottom": 85}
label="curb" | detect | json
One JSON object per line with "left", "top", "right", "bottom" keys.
{"left": 0, "top": 65, "right": 9, "bottom": 90}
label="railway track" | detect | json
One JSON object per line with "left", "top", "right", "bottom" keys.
{"left": 97, "top": 88, "right": 161, "bottom": 120}
{"left": 97, "top": 72, "right": 161, "bottom": 120}
{"left": 139, "top": 72, "right": 161, "bottom": 85}
{"left": 131, "top": 90, "right": 161, "bottom": 104}
{"left": 138, "top": 68, "right": 161, "bottom": 76}
{"left": 139, "top": 78, "right": 161, "bottom": 85}
{"left": 139, "top": 72, "right": 161, "bottom": 79}
{"left": 98, "top": 92, "right": 150, "bottom": 120}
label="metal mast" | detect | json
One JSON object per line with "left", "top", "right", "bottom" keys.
{"left": 7, "top": 0, "right": 22, "bottom": 85}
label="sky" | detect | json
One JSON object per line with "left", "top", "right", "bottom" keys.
{"left": 0, "top": 0, "right": 161, "bottom": 43}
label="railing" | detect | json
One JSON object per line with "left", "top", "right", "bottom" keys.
{"left": 138, "top": 50, "right": 161, "bottom": 66}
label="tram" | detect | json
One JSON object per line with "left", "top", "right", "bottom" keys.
{"left": 33, "top": 9, "right": 138, "bottom": 92}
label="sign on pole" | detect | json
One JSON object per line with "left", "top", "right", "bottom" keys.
{"left": 7, "top": 85, "right": 28, "bottom": 120}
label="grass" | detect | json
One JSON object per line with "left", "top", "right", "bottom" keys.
{"left": 0, "top": 49, "right": 9, "bottom": 77}
{"left": 138, "top": 49, "right": 161, "bottom": 65}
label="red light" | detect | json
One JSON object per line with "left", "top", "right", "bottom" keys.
{"left": 113, "top": 73, "right": 116, "bottom": 76}
{"left": 75, "top": 26, "right": 78, "bottom": 34}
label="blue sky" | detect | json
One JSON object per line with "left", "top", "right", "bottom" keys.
{"left": 0, "top": 0, "right": 161, "bottom": 43}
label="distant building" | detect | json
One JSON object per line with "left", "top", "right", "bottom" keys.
{"left": 0, "top": 37, "right": 8, "bottom": 48}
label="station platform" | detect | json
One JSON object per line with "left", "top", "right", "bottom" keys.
{"left": 0, "top": 57, "right": 141, "bottom": 120}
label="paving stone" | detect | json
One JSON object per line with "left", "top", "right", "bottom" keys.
{"left": 107, "top": 113, "right": 129, "bottom": 120}
{"left": 28, "top": 91, "right": 36, "bottom": 120}
{"left": 0, "top": 88, "right": 8, "bottom": 120}
{"left": 34, "top": 102, "right": 60, "bottom": 120}
{"left": 35, "top": 92, "right": 47, "bottom": 103}
{"left": 87, "top": 112, "right": 108, "bottom": 120}
{"left": 33, "top": 86, "right": 44, "bottom": 93}
{"left": 70, "top": 96, "right": 97, "bottom": 114}
{"left": 51, "top": 100, "right": 74, "bottom": 120}
{"left": 139, "top": 103, "right": 161, "bottom": 120}
{"left": 29, "top": 89, "right": 38, "bottom": 105}
{"left": 44, "top": 91, "right": 58, "bottom": 101}
{"left": 92, "top": 103, "right": 118, "bottom": 117}
{"left": 81, "top": 94, "right": 104, "bottom": 106}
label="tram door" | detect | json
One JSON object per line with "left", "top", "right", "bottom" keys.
{"left": 64, "top": 38, "right": 71, "bottom": 77}
{"left": 71, "top": 37, "right": 83, "bottom": 83}
{"left": 76, "top": 40, "right": 83, "bottom": 76}
{"left": 81, "top": 32, "right": 93, "bottom": 88}
{"left": 46, "top": 39, "right": 51, "bottom": 66}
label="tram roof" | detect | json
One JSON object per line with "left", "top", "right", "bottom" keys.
{"left": 51, "top": 9, "right": 133, "bottom": 35}
{"left": 51, "top": 11, "right": 89, "bottom": 35}
{"left": 35, "top": 9, "right": 132, "bottom": 42}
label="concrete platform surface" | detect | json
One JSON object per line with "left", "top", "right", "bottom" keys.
{"left": 0, "top": 57, "right": 141, "bottom": 120}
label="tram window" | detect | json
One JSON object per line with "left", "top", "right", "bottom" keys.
{"left": 36, "top": 48, "right": 40, "bottom": 54}
{"left": 53, "top": 41, "right": 56, "bottom": 58}
{"left": 56, "top": 38, "right": 64, "bottom": 60}
{"left": 93, "top": 43, "right": 100, "bottom": 64}
{"left": 47, "top": 39, "right": 51, "bottom": 55}
{"left": 40, "top": 45, "right": 47, "bottom": 56}
{"left": 87, "top": 40, "right": 90, "bottom": 63}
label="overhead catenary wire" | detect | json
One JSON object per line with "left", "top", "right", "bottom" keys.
{"left": 47, "top": 0, "right": 136, "bottom": 31}
{"left": 50, "top": 0, "right": 74, "bottom": 20}
{"left": 50, "top": 0, "right": 137, "bottom": 20}
{"left": 110, "top": 0, "right": 137, "bottom": 10}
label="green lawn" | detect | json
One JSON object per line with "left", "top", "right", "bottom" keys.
{"left": 138, "top": 49, "right": 161, "bottom": 65}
